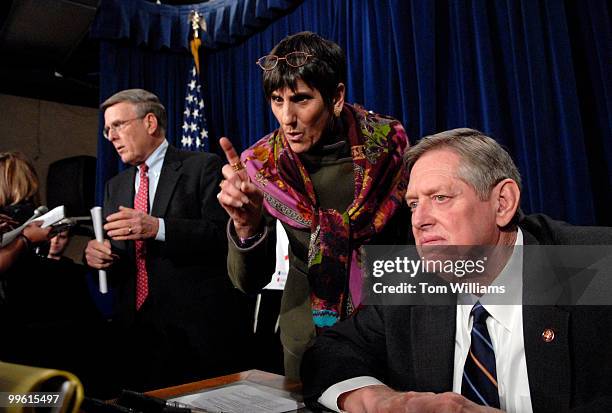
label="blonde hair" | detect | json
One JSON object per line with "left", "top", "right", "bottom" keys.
{"left": 0, "top": 151, "right": 40, "bottom": 207}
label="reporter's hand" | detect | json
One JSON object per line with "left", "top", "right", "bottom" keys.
{"left": 104, "top": 206, "right": 159, "bottom": 241}
{"left": 85, "top": 239, "right": 117, "bottom": 269}
{"left": 0, "top": 213, "right": 18, "bottom": 232}
{"left": 340, "top": 386, "right": 502, "bottom": 413}
{"left": 22, "top": 221, "right": 52, "bottom": 244}
{"left": 217, "top": 137, "right": 264, "bottom": 239}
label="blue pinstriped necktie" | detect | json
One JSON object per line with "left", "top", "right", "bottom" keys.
{"left": 461, "top": 302, "right": 501, "bottom": 408}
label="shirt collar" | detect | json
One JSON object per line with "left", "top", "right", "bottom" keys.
{"left": 143, "top": 139, "right": 168, "bottom": 173}
{"left": 458, "top": 228, "right": 524, "bottom": 332}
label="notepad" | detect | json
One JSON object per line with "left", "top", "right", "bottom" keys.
{"left": 38, "top": 205, "right": 66, "bottom": 228}
{"left": 170, "top": 382, "right": 303, "bottom": 413}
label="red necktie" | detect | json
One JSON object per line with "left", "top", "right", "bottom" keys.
{"left": 134, "top": 163, "right": 149, "bottom": 310}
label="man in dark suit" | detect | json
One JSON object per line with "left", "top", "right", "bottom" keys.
{"left": 85, "top": 89, "right": 250, "bottom": 392}
{"left": 302, "top": 128, "right": 612, "bottom": 412}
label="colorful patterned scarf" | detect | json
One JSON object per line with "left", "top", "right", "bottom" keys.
{"left": 242, "top": 103, "right": 409, "bottom": 331}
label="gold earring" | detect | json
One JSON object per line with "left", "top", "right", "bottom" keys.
{"left": 334, "top": 106, "right": 342, "bottom": 117}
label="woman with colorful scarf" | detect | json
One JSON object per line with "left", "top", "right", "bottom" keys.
{"left": 217, "top": 32, "right": 411, "bottom": 378}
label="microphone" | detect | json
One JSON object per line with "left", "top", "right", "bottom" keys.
{"left": 23, "top": 205, "right": 49, "bottom": 225}
{"left": 0, "top": 205, "right": 49, "bottom": 247}
{"left": 48, "top": 217, "right": 77, "bottom": 237}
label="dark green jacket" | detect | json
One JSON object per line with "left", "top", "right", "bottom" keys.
{"left": 227, "top": 136, "right": 411, "bottom": 378}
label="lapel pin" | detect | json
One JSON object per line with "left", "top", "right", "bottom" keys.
{"left": 541, "top": 328, "right": 555, "bottom": 343}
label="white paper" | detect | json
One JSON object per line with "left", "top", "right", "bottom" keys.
{"left": 170, "top": 383, "right": 303, "bottom": 413}
{"left": 265, "top": 221, "right": 289, "bottom": 290}
{"left": 38, "top": 205, "right": 65, "bottom": 228}
{"left": 0, "top": 206, "right": 65, "bottom": 247}
{"left": 90, "top": 206, "right": 108, "bottom": 294}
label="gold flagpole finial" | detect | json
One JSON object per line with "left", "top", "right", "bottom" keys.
{"left": 188, "top": 11, "right": 207, "bottom": 74}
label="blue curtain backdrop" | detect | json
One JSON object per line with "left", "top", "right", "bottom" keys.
{"left": 91, "top": 0, "right": 303, "bottom": 204}
{"left": 91, "top": 0, "right": 611, "bottom": 226}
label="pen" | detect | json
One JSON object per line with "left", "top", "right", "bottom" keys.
{"left": 165, "top": 401, "right": 229, "bottom": 413}
{"left": 82, "top": 396, "right": 143, "bottom": 413}
{"left": 165, "top": 400, "right": 211, "bottom": 411}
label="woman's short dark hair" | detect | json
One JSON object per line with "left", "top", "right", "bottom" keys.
{"left": 262, "top": 32, "right": 347, "bottom": 107}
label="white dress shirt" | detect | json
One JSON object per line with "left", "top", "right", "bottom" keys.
{"left": 134, "top": 139, "right": 168, "bottom": 241}
{"left": 319, "top": 229, "right": 533, "bottom": 413}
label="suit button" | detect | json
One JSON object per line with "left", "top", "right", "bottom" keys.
{"left": 542, "top": 328, "right": 555, "bottom": 343}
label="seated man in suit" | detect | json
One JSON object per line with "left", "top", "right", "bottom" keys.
{"left": 85, "top": 89, "right": 251, "bottom": 392}
{"left": 301, "top": 128, "right": 612, "bottom": 412}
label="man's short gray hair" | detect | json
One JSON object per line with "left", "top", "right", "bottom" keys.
{"left": 404, "top": 128, "right": 522, "bottom": 200}
{"left": 100, "top": 89, "right": 167, "bottom": 136}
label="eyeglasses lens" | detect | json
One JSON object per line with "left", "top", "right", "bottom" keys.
{"left": 258, "top": 55, "right": 279, "bottom": 70}
{"left": 285, "top": 52, "right": 308, "bottom": 67}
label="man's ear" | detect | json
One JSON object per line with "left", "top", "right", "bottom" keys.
{"left": 493, "top": 179, "right": 520, "bottom": 227}
{"left": 145, "top": 113, "right": 159, "bottom": 135}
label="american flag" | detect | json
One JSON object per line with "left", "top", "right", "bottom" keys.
{"left": 180, "top": 63, "right": 209, "bottom": 151}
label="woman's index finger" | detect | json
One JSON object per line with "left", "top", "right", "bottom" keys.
{"left": 219, "top": 137, "right": 241, "bottom": 164}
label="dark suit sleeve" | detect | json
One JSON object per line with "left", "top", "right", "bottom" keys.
{"left": 103, "top": 179, "right": 129, "bottom": 257}
{"left": 301, "top": 305, "right": 390, "bottom": 408}
{"left": 102, "top": 179, "right": 132, "bottom": 288}
{"left": 164, "top": 153, "right": 228, "bottom": 257}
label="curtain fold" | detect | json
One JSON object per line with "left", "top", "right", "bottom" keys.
{"left": 93, "top": 0, "right": 611, "bottom": 225}
{"left": 91, "top": 0, "right": 303, "bottom": 50}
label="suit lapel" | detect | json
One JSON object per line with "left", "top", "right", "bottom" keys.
{"left": 521, "top": 228, "right": 571, "bottom": 412}
{"left": 117, "top": 167, "right": 136, "bottom": 208}
{"left": 523, "top": 305, "right": 570, "bottom": 412}
{"left": 151, "top": 146, "right": 183, "bottom": 217}
{"left": 411, "top": 306, "right": 456, "bottom": 392}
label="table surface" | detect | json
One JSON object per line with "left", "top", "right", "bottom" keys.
{"left": 147, "top": 369, "right": 314, "bottom": 413}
